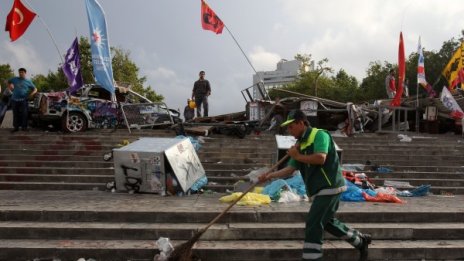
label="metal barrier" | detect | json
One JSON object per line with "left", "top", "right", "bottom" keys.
{"left": 377, "top": 105, "right": 416, "bottom": 133}
{"left": 120, "top": 102, "right": 174, "bottom": 133}
{"left": 241, "top": 82, "right": 271, "bottom": 102}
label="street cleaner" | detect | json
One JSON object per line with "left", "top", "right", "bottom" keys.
{"left": 259, "top": 109, "right": 371, "bottom": 261}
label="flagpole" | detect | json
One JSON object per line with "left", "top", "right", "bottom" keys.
{"left": 223, "top": 24, "right": 269, "bottom": 100}
{"left": 416, "top": 83, "right": 419, "bottom": 132}
{"left": 223, "top": 25, "right": 258, "bottom": 76}
{"left": 22, "top": 0, "right": 64, "bottom": 64}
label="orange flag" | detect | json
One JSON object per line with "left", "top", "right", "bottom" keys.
{"left": 391, "top": 32, "right": 405, "bottom": 107}
{"left": 201, "top": 0, "right": 224, "bottom": 34}
{"left": 5, "top": 0, "right": 37, "bottom": 41}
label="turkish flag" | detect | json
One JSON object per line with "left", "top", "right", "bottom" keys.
{"left": 5, "top": 0, "right": 37, "bottom": 42}
{"left": 201, "top": 0, "right": 224, "bottom": 34}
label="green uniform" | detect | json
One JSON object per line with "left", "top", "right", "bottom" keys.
{"left": 288, "top": 127, "right": 365, "bottom": 260}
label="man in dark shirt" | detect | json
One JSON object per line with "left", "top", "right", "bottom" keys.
{"left": 191, "top": 70, "right": 211, "bottom": 117}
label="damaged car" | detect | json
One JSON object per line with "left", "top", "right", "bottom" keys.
{"left": 29, "top": 84, "right": 180, "bottom": 132}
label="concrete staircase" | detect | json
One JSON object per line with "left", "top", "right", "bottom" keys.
{"left": 0, "top": 129, "right": 463, "bottom": 260}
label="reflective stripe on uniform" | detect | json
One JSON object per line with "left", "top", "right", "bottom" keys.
{"left": 302, "top": 252, "right": 323, "bottom": 260}
{"left": 300, "top": 128, "right": 320, "bottom": 150}
{"left": 352, "top": 236, "right": 361, "bottom": 246}
{"left": 303, "top": 242, "right": 322, "bottom": 251}
{"left": 311, "top": 185, "right": 347, "bottom": 200}
{"left": 341, "top": 229, "right": 354, "bottom": 240}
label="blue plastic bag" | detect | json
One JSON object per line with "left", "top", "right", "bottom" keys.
{"left": 340, "top": 179, "right": 365, "bottom": 202}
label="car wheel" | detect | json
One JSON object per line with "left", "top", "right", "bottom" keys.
{"left": 62, "top": 112, "right": 88, "bottom": 132}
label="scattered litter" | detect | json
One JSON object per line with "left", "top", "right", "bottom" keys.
{"left": 440, "top": 191, "right": 455, "bottom": 197}
{"left": 245, "top": 167, "right": 269, "bottom": 184}
{"left": 397, "top": 185, "right": 431, "bottom": 197}
{"left": 398, "top": 134, "right": 412, "bottom": 142}
{"left": 383, "top": 180, "right": 414, "bottom": 188}
{"left": 278, "top": 191, "right": 304, "bottom": 203}
{"left": 363, "top": 191, "right": 403, "bottom": 203}
{"left": 103, "top": 152, "right": 112, "bottom": 161}
{"left": 190, "top": 176, "right": 208, "bottom": 192}
{"left": 154, "top": 237, "right": 174, "bottom": 261}
{"left": 117, "top": 139, "right": 130, "bottom": 147}
{"left": 375, "top": 186, "right": 398, "bottom": 195}
{"left": 220, "top": 192, "right": 271, "bottom": 206}
{"left": 376, "top": 166, "right": 393, "bottom": 173}
{"left": 342, "top": 163, "right": 366, "bottom": 172}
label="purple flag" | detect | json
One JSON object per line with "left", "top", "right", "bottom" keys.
{"left": 62, "top": 37, "right": 84, "bottom": 94}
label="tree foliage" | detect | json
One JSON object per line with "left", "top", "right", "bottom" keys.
{"left": 0, "top": 64, "right": 14, "bottom": 87}
{"left": 272, "top": 32, "right": 464, "bottom": 103}
{"left": 28, "top": 36, "right": 163, "bottom": 102}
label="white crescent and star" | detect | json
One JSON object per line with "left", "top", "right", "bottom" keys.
{"left": 13, "top": 7, "right": 24, "bottom": 26}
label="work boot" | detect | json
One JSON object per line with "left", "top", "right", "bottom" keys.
{"left": 358, "top": 233, "right": 372, "bottom": 261}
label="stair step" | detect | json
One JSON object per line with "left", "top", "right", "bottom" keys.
{"left": 0, "top": 239, "right": 463, "bottom": 261}
{"left": 0, "top": 222, "right": 463, "bottom": 240}
{"left": 0, "top": 160, "right": 112, "bottom": 168}
{"left": 0, "top": 167, "right": 113, "bottom": 174}
{"left": 0, "top": 174, "right": 113, "bottom": 183}
{"left": 0, "top": 182, "right": 106, "bottom": 190}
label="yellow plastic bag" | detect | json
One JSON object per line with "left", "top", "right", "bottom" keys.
{"left": 219, "top": 192, "right": 271, "bottom": 206}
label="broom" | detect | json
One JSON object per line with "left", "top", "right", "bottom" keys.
{"left": 168, "top": 154, "right": 290, "bottom": 261}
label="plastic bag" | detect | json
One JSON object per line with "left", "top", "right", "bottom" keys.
{"left": 278, "top": 191, "right": 303, "bottom": 203}
{"left": 154, "top": 237, "right": 174, "bottom": 261}
{"left": 363, "top": 192, "right": 403, "bottom": 203}
{"left": 190, "top": 175, "right": 208, "bottom": 192}
{"left": 262, "top": 179, "right": 288, "bottom": 200}
{"left": 398, "top": 134, "right": 412, "bottom": 142}
{"left": 340, "top": 179, "right": 365, "bottom": 202}
{"left": 284, "top": 172, "right": 307, "bottom": 196}
{"left": 219, "top": 192, "right": 271, "bottom": 206}
{"left": 375, "top": 186, "right": 398, "bottom": 195}
{"left": 397, "top": 184, "right": 431, "bottom": 197}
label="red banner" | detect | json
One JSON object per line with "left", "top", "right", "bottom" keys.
{"left": 201, "top": 0, "right": 224, "bottom": 34}
{"left": 5, "top": 0, "right": 36, "bottom": 41}
{"left": 391, "top": 32, "right": 405, "bottom": 106}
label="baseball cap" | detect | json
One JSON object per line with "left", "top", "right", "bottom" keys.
{"left": 280, "top": 109, "right": 306, "bottom": 127}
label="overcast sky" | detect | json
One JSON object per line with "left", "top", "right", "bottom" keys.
{"left": 1, "top": 0, "right": 463, "bottom": 115}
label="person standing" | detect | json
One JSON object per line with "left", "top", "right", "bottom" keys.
{"left": 385, "top": 69, "right": 396, "bottom": 99}
{"left": 8, "top": 68, "right": 37, "bottom": 132}
{"left": 184, "top": 99, "right": 195, "bottom": 122}
{"left": 191, "top": 70, "right": 211, "bottom": 117}
{"left": 259, "top": 109, "right": 371, "bottom": 261}
{"left": 403, "top": 78, "right": 409, "bottom": 98}
{"left": 0, "top": 82, "right": 13, "bottom": 126}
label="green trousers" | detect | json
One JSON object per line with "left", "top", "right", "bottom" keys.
{"left": 302, "top": 194, "right": 363, "bottom": 260}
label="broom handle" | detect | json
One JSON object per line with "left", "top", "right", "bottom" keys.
{"left": 199, "top": 154, "right": 290, "bottom": 233}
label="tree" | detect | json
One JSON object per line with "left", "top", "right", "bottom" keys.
{"left": 294, "top": 53, "right": 312, "bottom": 73}
{"left": 0, "top": 64, "right": 14, "bottom": 86}
{"left": 314, "top": 58, "right": 333, "bottom": 97}
{"left": 331, "top": 69, "right": 359, "bottom": 102}
{"left": 359, "top": 61, "right": 395, "bottom": 101}
{"left": 29, "top": 36, "right": 163, "bottom": 102}
{"left": 111, "top": 48, "right": 163, "bottom": 102}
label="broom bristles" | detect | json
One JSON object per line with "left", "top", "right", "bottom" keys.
{"left": 168, "top": 230, "right": 204, "bottom": 261}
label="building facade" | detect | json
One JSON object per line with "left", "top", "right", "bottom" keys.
{"left": 252, "top": 59, "right": 309, "bottom": 100}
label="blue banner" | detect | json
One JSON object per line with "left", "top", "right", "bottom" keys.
{"left": 85, "top": 0, "right": 114, "bottom": 94}
{"left": 62, "top": 37, "right": 84, "bottom": 94}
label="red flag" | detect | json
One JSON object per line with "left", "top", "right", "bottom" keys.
{"left": 391, "top": 32, "right": 405, "bottom": 107}
{"left": 201, "top": 0, "right": 224, "bottom": 34}
{"left": 5, "top": 0, "right": 36, "bottom": 42}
